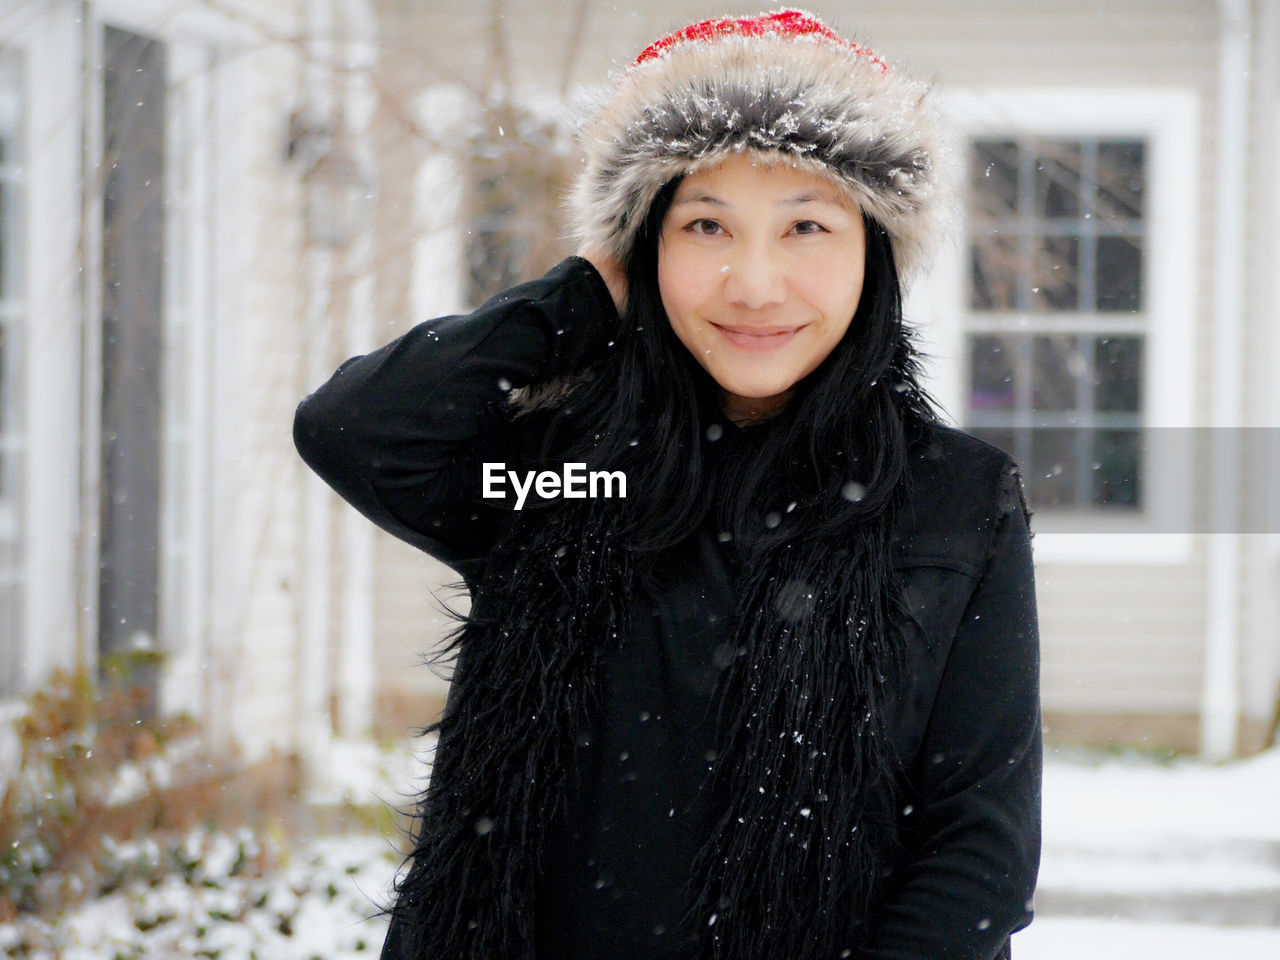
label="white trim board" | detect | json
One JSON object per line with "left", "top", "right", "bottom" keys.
{"left": 3, "top": 4, "right": 84, "bottom": 696}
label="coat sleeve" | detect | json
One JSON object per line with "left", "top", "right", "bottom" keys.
{"left": 861, "top": 465, "right": 1042, "bottom": 960}
{"left": 292, "top": 256, "right": 618, "bottom": 582}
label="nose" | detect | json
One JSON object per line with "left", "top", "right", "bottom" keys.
{"left": 723, "top": 240, "right": 787, "bottom": 310}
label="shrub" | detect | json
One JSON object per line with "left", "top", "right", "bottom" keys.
{"left": 0, "top": 659, "right": 200, "bottom": 918}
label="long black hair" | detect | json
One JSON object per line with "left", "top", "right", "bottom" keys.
{"left": 516, "top": 174, "right": 938, "bottom": 555}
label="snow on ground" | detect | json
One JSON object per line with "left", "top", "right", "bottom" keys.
{"left": 309, "top": 735, "right": 435, "bottom": 811}
{"left": 1037, "top": 744, "right": 1280, "bottom": 898}
{"left": 1038, "top": 838, "right": 1280, "bottom": 894}
{"left": 1016, "top": 744, "right": 1280, "bottom": 959}
{"left": 4, "top": 741, "right": 1276, "bottom": 957}
{"left": 1014, "top": 917, "right": 1280, "bottom": 960}
{"left": 1042, "top": 744, "right": 1280, "bottom": 845}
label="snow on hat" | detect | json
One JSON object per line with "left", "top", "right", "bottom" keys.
{"left": 569, "top": 8, "right": 953, "bottom": 283}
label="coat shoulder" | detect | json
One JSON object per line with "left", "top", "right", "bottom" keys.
{"left": 891, "top": 421, "right": 1027, "bottom": 575}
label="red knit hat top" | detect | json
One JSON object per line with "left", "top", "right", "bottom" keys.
{"left": 633, "top": 9, "right": 888, "bottom": 74}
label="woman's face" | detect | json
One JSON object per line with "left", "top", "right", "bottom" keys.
{"left": 658, "top": 152, "right": 866, "bottom": 424}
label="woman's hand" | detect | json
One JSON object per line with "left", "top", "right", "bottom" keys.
{"left": 576, "top": 245, "right": 627, "bottom": 316}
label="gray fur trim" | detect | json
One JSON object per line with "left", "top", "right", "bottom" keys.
{"left": 569, "top": 33, "right": 956, "bottom": 283}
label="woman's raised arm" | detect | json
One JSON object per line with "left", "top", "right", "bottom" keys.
{"left": 292, "top": 256, "right": 618, "bottom": 581}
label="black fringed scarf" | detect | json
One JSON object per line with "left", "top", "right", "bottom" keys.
{"left": 384, "top": 411, "right": 915, "bottom": 959}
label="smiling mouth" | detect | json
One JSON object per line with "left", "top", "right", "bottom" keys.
{"left": 710, "top": 322, "right": 805, "bottom": 351}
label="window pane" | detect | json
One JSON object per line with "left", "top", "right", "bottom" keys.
{"left": 1032, "top": 235, "right": 1079, "bottom": 311}
{"left": 1096, "top": 140, "right": 1145, "bottom": 221}
{"left": 970, "top": 231, "right": 1020, "bottom": 311}
{"left": 972, "top": 139, "right": 1019, "bottom": 219}
{"left": 963, "top": 133, "right": 1149, "bottom": 518}
{"left": 1034, "top": 141, "right": 1081, "bottom": 219}
{"left": 970, "top": 334, "right": 1017, "bottom": 411}
{"left": 1093, "top": 336, "right": 1142, "bottom": 413}
{"left": 1096, "top": 235, "right": 1142, "bottom": 312}
{"left": 1029, "top": 428, "right": 1079, "bottom": 508}
{"left": 101, "top": 26, "right": 165, "bottom": 685}
{"left": 1092, "top": 428, "right": 1141, "bottom": 508}
{"left": 971, "top": 427, "right": 1018, "bottom": 462}
{"left": 1031, "top": 335, "right": 1082, "bottom": 413}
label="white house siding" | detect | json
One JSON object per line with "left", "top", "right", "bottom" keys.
{"left": 407, "top": 1, "right": 1274, "bottom": 750}
{"left": 212, "top": 26, "right": 314, "bottom": 763}
{"left": 368, "top": 118, "right": 468, "bottom": 735}
{"left": 373, "top": 535, "right": 459, "bottom": 735}
{"left": 1037, "top": 555, "right": 1206, "bottom": 713}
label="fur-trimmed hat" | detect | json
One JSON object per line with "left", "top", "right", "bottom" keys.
{"left": 569, "top": 8, "right": 952, "bottom": 284}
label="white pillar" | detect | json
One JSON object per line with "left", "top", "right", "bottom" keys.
{"left": 332, "top": 0, "right": 379, "bottom": 741}
{"left": 297, "top": 0, "right": 339, "bottom": 783}
{"left": 1200, "top": 0, "right": 1250, "bottom": 761}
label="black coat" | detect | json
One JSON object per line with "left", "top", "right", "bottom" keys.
{"left": 294, "top": 257, "right": 1042, "bottom": 960}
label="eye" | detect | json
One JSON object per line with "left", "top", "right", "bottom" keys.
{"left": 685, "top": 218, "right": 726, "bottom": 237}
{"left": 789, "top": 220, "right": 829, "bottom": 236}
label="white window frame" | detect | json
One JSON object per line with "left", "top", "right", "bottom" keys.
{"left": 91, "top": 0, "right": 238, "bottom": 719}
{"left": 0, "top": 0, "right": 231, "bottom": 718}
{"left": 0, "top": 46, "right": 24, "bottom": 700}
{"left": 155, "top": 37, "right": 218, "bottom": 720}
{"left": 0, "top": 3, "right": 83, "bottom": 718}
{"left": 912, "top": 87, "right": 1198, "bottom": 564}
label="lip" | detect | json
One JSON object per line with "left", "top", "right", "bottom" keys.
{"left": 711, "top": 322, "right": 805, "bottom": 352}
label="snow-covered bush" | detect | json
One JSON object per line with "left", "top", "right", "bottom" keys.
{"left": 0, "top": 830, "right": 395, "bottom": 959}
{"left": 0, "top": 661, "right": 200, "bottom": 918}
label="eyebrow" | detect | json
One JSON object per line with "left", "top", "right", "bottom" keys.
{"left": 670, "top": 190, "right": 846, "bottom": 208}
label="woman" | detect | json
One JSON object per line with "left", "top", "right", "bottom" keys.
{"left": 294, "top": 10, "right": 1041, "bottom": 960}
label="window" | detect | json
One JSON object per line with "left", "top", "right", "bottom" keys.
{"left": 920, "top": 89, "right": 1197, "bottom": 561}
{"left": 966, "top": 136, "right": 1146, "bottom": 514}
{"left": 0, "top": 9, "right": 215, "bottom": 702}
{"left": 99, "top": 25, "right": 166, "bottom": 697}
{"left": 0, "top": 50, "right": 23, "bottom": 697}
